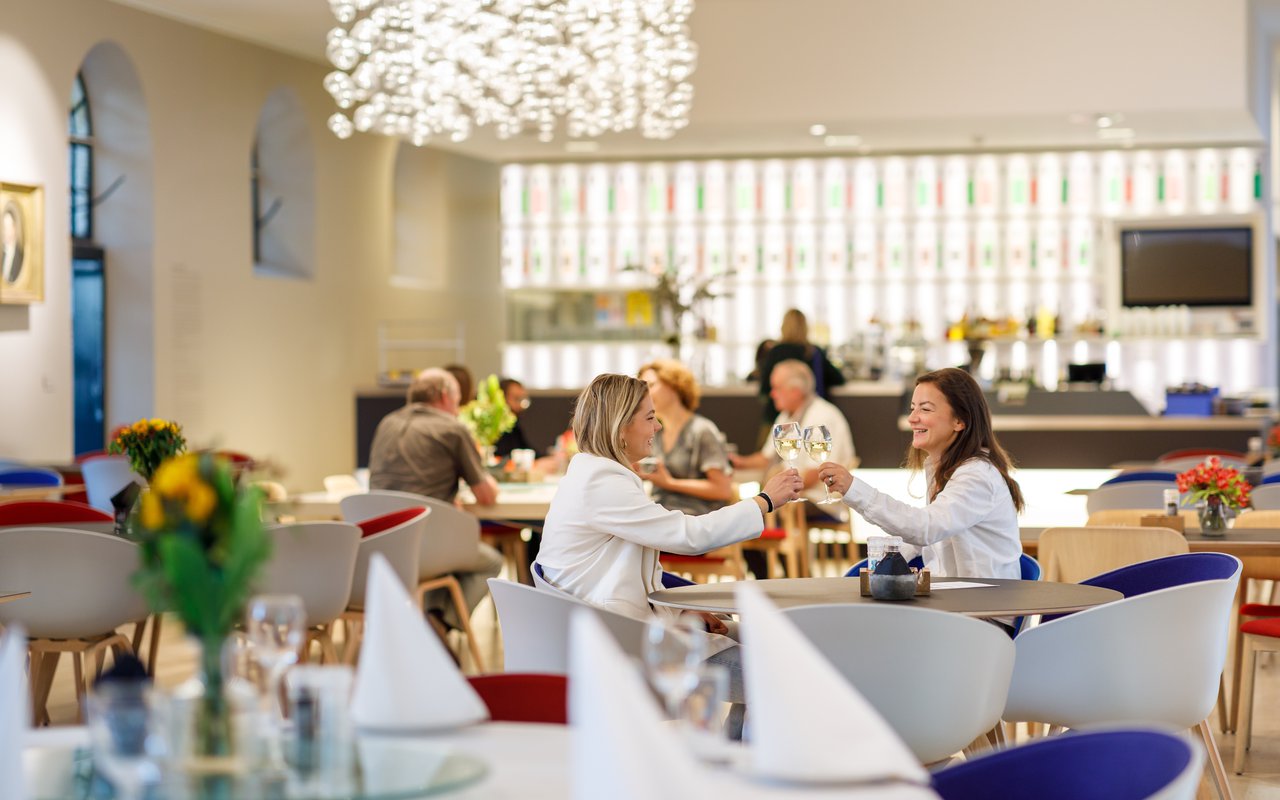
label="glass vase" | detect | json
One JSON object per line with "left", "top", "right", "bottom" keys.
{"left": 1198, "top": 496, "right": 1229, "bottom": 537}
{"left": 163, "top": 636, "right": 261, "bottom": 797}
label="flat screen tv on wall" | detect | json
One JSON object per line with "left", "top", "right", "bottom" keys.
{"left": 1120, "top": 226, "right": 1253, "bottom": 307}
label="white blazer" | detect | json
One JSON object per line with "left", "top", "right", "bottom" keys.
{"left": 538, "top": 452, "right": 764, "bottom": 625}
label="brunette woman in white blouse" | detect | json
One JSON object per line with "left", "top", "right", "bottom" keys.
{"left": 818, "top": 367, "right": 1024, "bottom": 581}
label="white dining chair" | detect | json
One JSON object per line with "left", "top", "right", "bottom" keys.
{"left": 0, "top": 526, "right": 150, "bottom": 724}
{"left": 1002, "top": 553, "right": 1241, "bottom": 800}
{"left": 79, "top": 455, "right": 143, "bottom": 514}
{"left": 341, "top": 491, "right": 488, "bottom": 670}
{"left": 780, "top": 603, "right": 1015, "bottom": 764}
{"left": 487, "top": 578, "right": 648, "bottom": 673}
{"left": 258, "top": 521, "right": 361, "bottom": 663}
{"left": 342, "top": 507, "right": 425, "bottom": 665}
{"left": 1085, "top": 482, "right": 1176, "bottom": 515}
{"left": 1245, "top": 484, "right": 1280, "bottom": 511}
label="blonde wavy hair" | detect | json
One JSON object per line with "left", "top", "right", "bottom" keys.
{"left": 638, "top": 358, "right": 700, "bottom": 411}
{"left": 572, "top": 373, "right": 651, "bottom": 465}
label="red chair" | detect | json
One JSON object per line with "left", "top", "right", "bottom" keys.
{"left": 467, "top": 673, "right": 567, "bottom": 724}
{"left": 0, "top": 500, "right": 112, "bottom": 527}
{"left": 1234, "top": 608, "right": 1280, "bottom": 773}
{"left": 1158, "top": 448, "right": 1247, "bottom": 463}
{"left": 73, "top": 450, "right": 106, "bottom": 465}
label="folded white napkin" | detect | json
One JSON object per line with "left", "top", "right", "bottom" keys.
{"left": 1, "top": 625, "right": 30, "bottom": 800}
{"left": 350, "top": 554, "right": 488, "bottom": 730}
{"left": 736, "top": 583, "right": 929, "bottom": 785}
{"left": 568, "top": 609, "right": 706, "bottom": 800}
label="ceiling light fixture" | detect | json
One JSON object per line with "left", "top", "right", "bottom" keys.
{"left": 809, "top": 124, "right": 827, "bottom": 137}
{"left": 323, "top": 0, "right": 698, "bottom": 146}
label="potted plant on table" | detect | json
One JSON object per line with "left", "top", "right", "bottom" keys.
{"left": 1176, "top": 457, "right": 1252, "bottom": 536}
{"left": 129, "top": 452, "right": 271, "bottom": 771}
{"left": 459, "top": 374, "right": 516, "bottom": 468}
{"left": 108, "top": 418, "right": 187, "bottom": 481}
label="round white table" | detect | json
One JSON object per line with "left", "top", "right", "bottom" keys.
{"left": 26, "top": 722, "right": 941, "bottom": 799}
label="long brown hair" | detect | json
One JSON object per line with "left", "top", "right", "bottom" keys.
{"left": 905, "top": 368, "right": 1024, "bottom": 512}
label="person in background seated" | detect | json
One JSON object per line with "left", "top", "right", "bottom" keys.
{"left": 367, "top": 367, "right": 504, "bottom": 629}
{"left": 537, "top": 373, "right": 803, "bottom": 731}
{"left": 493, "top": 377, "right": 533, "bottom": 458}
{"left": 733, "top": 359, "right": 856, "bottom": 506}
{"left": 819, "top": 367, "right": 1024, "bottom": 605}
{"left": 638, "top": 359, "right": 734, "bottom": 516}
{"left": 443, "top": 363, "right": 475, "bottom": 406}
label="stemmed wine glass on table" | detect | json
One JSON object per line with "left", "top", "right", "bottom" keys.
{"left": 803, "top": 424, "right": 839, "bottom": 505}
{"left": 644, "top": 617, "right": 708, "bottom": 719}
{"left": 772, "top": 421, "right": 804, "bottom": 503}
{"left": 246, "top": 595, "right": 307, "bottom": 727}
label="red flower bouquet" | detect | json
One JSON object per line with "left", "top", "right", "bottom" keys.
{"left": 1176, "top": 457, "right": 1251, "bottom": 510}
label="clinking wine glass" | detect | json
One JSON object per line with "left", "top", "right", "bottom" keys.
{"left": 644, "top": 617, "right": 707, "bottom": 718}
{"left": 772, "top": 421, "right": 804, "bottom": 503}
{"left": 246, "top": 594, "right": 307, "bottom": 724}
{"left": 803, "top": 424, "right": 838, "bottom": 505}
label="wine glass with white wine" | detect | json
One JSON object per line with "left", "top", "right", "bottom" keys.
{"left": 803, "top": 424, "right": 838, "bottom": 504}
{"left": 772, "top": 421, "right": 804, "bottom": 503}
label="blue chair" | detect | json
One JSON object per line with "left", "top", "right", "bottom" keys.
{"left": 844, "top": 553, "right": 1038, "bottom": 581}
{"left": 0, "top": 467, "right": 62, "bottom": 488}
{"left": 931, "top": 729, "right": 1201, "bottom": 800}
{"left": 1101, "top": 470, "right": 1178, "bottom": 486}
{"left": 1260, "top": 473, "right": 1280, "bottom": 486}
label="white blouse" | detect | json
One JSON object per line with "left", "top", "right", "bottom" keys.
{"left": 842, "top": 457, "right": 1022, "bottom": 579}
{"left": 538, "top": 452, "right": 764, "bottom": 625}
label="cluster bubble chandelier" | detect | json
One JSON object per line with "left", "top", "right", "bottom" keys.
{"left": 324, "top": 0, "right": 697, "bottom": 146}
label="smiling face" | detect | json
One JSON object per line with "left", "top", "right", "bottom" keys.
{"left": 619, "top": 392, "right": 661, "bottom": 459}
{"left": 908, "top": 381, "right": 965, "bottom": 461}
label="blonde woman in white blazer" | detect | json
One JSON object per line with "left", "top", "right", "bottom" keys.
{"left": 538, "top": 373, "right": 802, "bottom": 721}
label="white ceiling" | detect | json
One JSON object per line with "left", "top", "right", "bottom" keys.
{"left": 108, "top": 0, "right": 1264, "bottom": 162}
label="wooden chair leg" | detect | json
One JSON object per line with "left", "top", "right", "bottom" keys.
{"left": 765, "top": 549, "right": 782, "bottom": 579}
{"left": 317, "top": 628, "right": 340, "bottom": 665}
{"left": 72, "top": 652, "right": 86, "bottom": 724}
{"left": 1198, "top": 718, "right": 1233, "bottom": 800}
{"left": 33, "top": 651, "right": 59, "bottom": 726}
{"left": 1216, "top": 674, "right": 1228, "bottom": 734}
{"left": 443, "top": 578, "right": 486, "bottom": 673}
{"left": 146, "top": 615, "right": 163, "bottom": 676}
{"left": 28, "top": 650, "right": 46, "bottom": 727}
{"left": 1234, "top": 636, "right": 1258, "bottom": 774}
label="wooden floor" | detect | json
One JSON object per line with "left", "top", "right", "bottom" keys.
{"left": 36, "top": 574, "right": 1280, "bottom": 798}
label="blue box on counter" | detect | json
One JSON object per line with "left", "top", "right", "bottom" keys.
{"left": 1165, "top": 388, "right": 1219, "bottom": 417}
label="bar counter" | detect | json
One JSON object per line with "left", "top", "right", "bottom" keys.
{"left": 355, "top": 384, "right": 1269, "bottom": 469}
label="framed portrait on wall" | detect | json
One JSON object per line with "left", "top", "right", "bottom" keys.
{"left": 0, "top": 182, "right": 43, "bottom": 304}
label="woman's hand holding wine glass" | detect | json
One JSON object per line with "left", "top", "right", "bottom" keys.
{"left": 803, "top": 425, "right": 838, "bottom": 504}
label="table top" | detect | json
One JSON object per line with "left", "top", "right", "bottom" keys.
{"left": 650, "top": 576, "right": 1121, "bottom": 617}
{"left": 0, "top": 590, "right": 29, "bottom": 605}
{"left": 25, "top": 722, "right": 939, "bottom": 800}
{"left": 1020, "top": 527, "right": 1280, "bottom": 558}
{"left": 272, "top": 482, "right": 558, "bottom": 524}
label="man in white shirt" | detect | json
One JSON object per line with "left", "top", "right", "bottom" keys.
{"left": 732, "top": 359, "right": 856, "bottom": 504}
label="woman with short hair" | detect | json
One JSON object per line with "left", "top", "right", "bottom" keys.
{"left": 637, "top": 359, "right": 734, "bottom": 517}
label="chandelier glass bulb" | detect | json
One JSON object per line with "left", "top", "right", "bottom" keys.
{"left": 324, "top": 0, "right": 697, "bottom": 146}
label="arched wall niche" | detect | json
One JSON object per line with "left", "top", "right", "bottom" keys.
{"left": 253, "top": 86, "right": 315, "bottom": 280}
{"left": 80, "top": 39, "right": 155, "bottom": 429}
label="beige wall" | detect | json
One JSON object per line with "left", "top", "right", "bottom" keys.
{"left": 0, "top": 0, "right": 501, "bottom": 488}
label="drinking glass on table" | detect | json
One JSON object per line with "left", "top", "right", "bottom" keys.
{"left": 772, "top": 421, "right": 803, "bottom": 503}
{"left": 803, "top": 424, "right": 838, "bottom": 505}
{"left": 85, "top": 682, "right": 162, "bottom": 800}
{"left": 246, "top": 594, "right": 307, "bottom": 724}
{"left": 644, "top": 617, "right": 707, "bottom": 718}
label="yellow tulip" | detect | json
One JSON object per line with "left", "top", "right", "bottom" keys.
{"left": 139, "top": 492, "right": 164, "bottom": 530}
{"left": 185, "top": 482, "right": 217, "bottom": 523}
{"left": 132, "top": 420, "right": 148, "bottom": 434}
{"left": 152, "top": 454, "right": 198, "bottom": 499}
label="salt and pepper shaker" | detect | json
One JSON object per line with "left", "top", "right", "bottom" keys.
{"left": 1163, "top": 488, "right": 1180, "bottom": 517}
